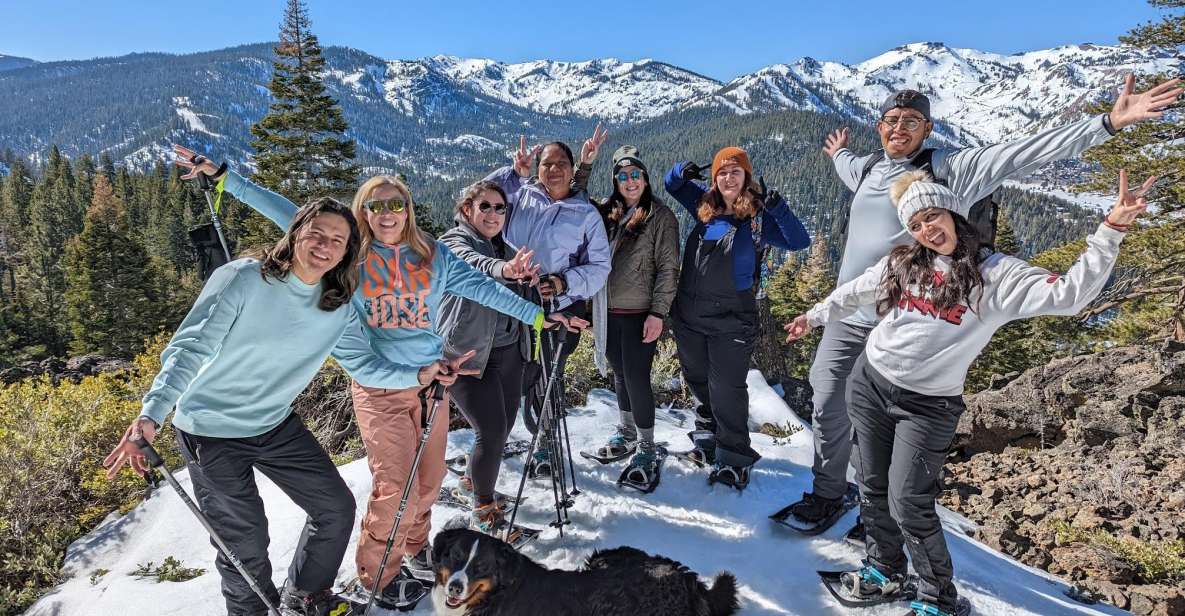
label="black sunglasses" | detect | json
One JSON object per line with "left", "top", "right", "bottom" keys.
{"left": 476, "top": 201, "right": 507, "bottom": 215}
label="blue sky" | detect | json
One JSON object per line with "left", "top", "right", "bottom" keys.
{"left": 0, "top": 0, "right": 1169, "bottom": 79}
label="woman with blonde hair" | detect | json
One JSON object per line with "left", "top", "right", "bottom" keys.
{"left": 172, "top": 145, "right": 548, "bottom": 611}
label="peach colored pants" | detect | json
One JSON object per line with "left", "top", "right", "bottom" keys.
{"left": 351, "top": 382, "right": 448, "bottom": 589}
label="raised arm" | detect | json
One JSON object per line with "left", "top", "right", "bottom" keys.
{"left": 140, "top": 262, "right": 249, "bottom": 426}
{"left": 439, "top": 242, "right": 543, "bottom": 325}
{"left": 824, "top": 128, "right": 866, "bottom": 191}
{"left": 988, "top": 170, "right": 1150, "bottom": 320}
{"left": 805, "top": 256, "right": 889, "bottom": 328}
{"left": 759, "top": 190, "right": 811, "bottom": 251}
{"left": 172, "top": 144, "right": 299, "bottom": 229}
{"left": 664, "top": 162, "right": 708, "bottom": 217}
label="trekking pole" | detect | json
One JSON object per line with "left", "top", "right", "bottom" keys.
{"left": 506, "top": 337, "right": 568, "bottom": 538}
{"left": 196, "top": 171, "right": 232, "bottom": 262}
{"left": 131, "top": 437, "right": 282, "bottom": 616}
{"left": 361, "top": 380, "right": 445, "bottom": 616}
{"left": 539, "top": 326, "right": 573, "bottom": 532}
{"left": 552, "top": 304, "right": 580, "bottom": 500}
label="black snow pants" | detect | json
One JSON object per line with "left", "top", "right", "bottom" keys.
{"left": 848, "top": 353, "right": 965, "bottom": 611}
{"left": 175, "top": 413, "right": 356, "bottom": 616}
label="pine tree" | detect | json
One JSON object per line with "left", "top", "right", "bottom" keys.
{"left": 766, "top": 241, "right": 837, "bottom": 379}
{"left": 248, "top": 0, "right": 359, "bottom": 247}
{"left": 995, "top": 207, "right": 1021, "bottom": 256}
{"left": 63, "top": 173, "right": 164, "bottom": 357}
{"left": 1074, "top": 0, "right": 1185, "bottom": 340}
{"left": 21, "top": 147, "right": 78, "bottom": 354}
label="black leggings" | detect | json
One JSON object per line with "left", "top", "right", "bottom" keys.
{"left": 449, "top": 343, "right": 525, "bottom": 504}
{"left": 606, "top": 312, "right": 658, "bottom": 430}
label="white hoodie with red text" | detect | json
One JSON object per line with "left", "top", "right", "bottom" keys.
{"left": 807, "top": 223, "right": 1125, "bottom": 396}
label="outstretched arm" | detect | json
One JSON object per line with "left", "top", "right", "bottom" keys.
{"left": 664, "top": 162, "right": 708, "bottom": 217}
{"left": 172, "top": 144, "right": 298, "bottom": 229}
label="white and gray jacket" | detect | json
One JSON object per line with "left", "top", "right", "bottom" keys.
{"left": 832, "top": 113, "right": 1116, "bottom": 326}
{"left": 808, "top": 223, "right": 1125, "bottom": 396}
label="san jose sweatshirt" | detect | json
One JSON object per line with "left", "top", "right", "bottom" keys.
{"left": 807, "top": 223, "right": 1125, "bottom": 396}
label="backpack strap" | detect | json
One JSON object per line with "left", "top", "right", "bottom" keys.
{"left": 840, "top": 150, "right": 886, "bottom": 236}
{"left": 910, "top": 148, "right": 940, "bottom": 182}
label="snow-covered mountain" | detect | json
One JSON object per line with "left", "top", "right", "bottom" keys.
{"left": 717, "top": 42, "right": 1180, "bottom": 145}
{"left": 0, "top": 54, "right": 37, "bottom": 71}
{"left": 23, "top": 375, "right": 1124, "bottom": 615}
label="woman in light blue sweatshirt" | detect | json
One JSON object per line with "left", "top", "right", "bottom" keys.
{"left": 103, "top": 197, "right": 459, "bottom": 616}
{"left": 171, "top": 145, "right": 549, "bottom": 610}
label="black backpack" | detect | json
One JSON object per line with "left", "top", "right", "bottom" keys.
{"left": 840, "top": 148, "right": 998, "bottom": 252}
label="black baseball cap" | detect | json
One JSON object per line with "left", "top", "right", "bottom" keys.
{"left": 879, "top": 89, "right": 931, "bottom": 121}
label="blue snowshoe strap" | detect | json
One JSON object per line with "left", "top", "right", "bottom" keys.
{"left": 910, "top": 600, "right": 954, "bottom": 616}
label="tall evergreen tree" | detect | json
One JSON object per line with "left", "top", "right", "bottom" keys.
{"left": 63, "top": 173, "right": 163, "bottom": 357}
{"left": 1076, "top": 0, "right": 1185, "bottom": 340}
{"left": 766, "top": 240, "right": 837, "bottom": 379}
{"left": 247, "top": 0, "right": 358, "bottom": 247}
{"left": 995, "top": 207, "right": 1021, "bottom": 256}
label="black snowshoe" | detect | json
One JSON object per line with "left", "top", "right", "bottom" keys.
{"left": 819, "top": 565, "right": 917, "bottom": 608}
{"left": 671, "top": 430, "right": 716, "bottom": 468}
{"left": 526, "top": 446, "right": 554, "bottom": 479}
{"left": 580, "top": 429, "right": 638, "bottom": 464}
{"left": 402, "top": 544, "right": 437, "bottom": 585}
{"left": 770, "top": 483, "right": 860, "bottom": 536}
{"left": 437, "top": 484, "right": 522, "bottom": 513}
{"left": 905, "top": 597, "right": 972, "bottom": 616}
{"left": 279, "top": 585, "right": 359, "bottom": 616}
{"left": 617, "top": 444, "right": 667, "bottom": 494}
{"left": 446, "top": 439, "right": 532, "bottom": 476}
{"left": 708, "top": 462, "right": 751, "bottom": 491}
{"left": 340, "top": 565, "right": 428, "bottom": 613}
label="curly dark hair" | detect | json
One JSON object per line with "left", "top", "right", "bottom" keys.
{"left": 876, "top": 212, "right": 986, "bottom": 317}
{"left": 257, "top": 197, "right": 361, "bottom": 311}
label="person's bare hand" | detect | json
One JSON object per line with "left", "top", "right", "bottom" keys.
{"left": 102, "top": 417, "right": 158, "bottom": 479}
{"left": 822, "top": 128, "right": 849, "bottom": 158}
{"left": 783, "top": 314, "right": 812, "bottom": 343}
{"left": 172, "top": 144, "right": 221, "bottom": 180}
{"left": 1106, "top": 169, "right": 1154, "bottom": 227}
{"left": 1109, "top": 74, "right": 1183, "bottom": 130}
{"left": 579, "top": 122, "right": 608, "bottom": 165}
{"left": 513, "top": 137, "right": 542, "bottom": 178}
{"left": 641, "top": 315, "right": 663, "bottom": 343}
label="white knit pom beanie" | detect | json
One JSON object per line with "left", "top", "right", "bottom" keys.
{"left": 890, "top": 170, "right": 969, "bottom": 227}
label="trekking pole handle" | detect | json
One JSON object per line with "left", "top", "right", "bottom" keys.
{"left": 131, "top": 436, "right": 165, "bottom": 468}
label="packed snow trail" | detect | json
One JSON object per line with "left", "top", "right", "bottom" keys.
{"left": 26, "top": 372, "right": 1127, "bottom": 615}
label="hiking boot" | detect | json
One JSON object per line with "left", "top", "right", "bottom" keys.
{"left": 788, "top": 491, "right": 845, "bottom": 524}
{"left": 845, "top": 516, "right": 867, "bottom": 546}
{"left": 472, "top": 500, "right": 530, "bottom": 544}
{"left": 594, "top": 427, "right": 638, "bottom": 460}
{"left": 279, "top": 585, "right": 353, "bottom": 616}
{"left": 840, "top": 564, "right": 910, "bottom": 600}
{"left": 403, "top": 543, "right": 434, "bottom": 582}
{"left": 527, "top": 447, "right": 553, "bottom": 478}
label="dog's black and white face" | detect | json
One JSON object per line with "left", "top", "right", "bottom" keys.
{"left": 432, "top": 529, "right": 515, "bottom": 615}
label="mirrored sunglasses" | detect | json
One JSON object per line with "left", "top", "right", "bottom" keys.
{"left": 364, "top": 198, "right": 407, "bottom": 214}
{"left": 476, "top": 201, "right": 507, "bottom": 215}
{"left": 616, "top": 169, "right": 643, "bottom": 182}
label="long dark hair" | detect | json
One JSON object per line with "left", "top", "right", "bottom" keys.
{"left": 876, "top": 213, "right": 986, "bottom": 316}
{"left": 257, "top": 197, "right": 361, "bottom": 311}
{"left": 600, "top": 170, "right": 655, "bottom": 236}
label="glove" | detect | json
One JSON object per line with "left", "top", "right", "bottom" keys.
{"left": 680, "top": 162, "right": 707, "bottom": 182}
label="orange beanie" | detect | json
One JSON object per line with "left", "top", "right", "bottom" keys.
{"left": 711, "top": 146, "right": 753, "bottom": 182}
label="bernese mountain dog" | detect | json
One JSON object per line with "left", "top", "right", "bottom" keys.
{"left": 431, "top": 528, "right": 739, "bottom": 615}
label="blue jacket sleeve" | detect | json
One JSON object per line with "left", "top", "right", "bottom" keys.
{"left": 438, "top": 241, "right": 542, "bottom": 325}
{"left": 331, "top": 311, "right": 423, "bottom": 389}
{"left": 484, "top": 166, "right": 525, "bottom": 207}
{"left": 761, "top": 195, "right": 811, "bottom": 251}
{"left": 221, "top": 170, "right": 299, "bottom": 229}
{"left": 140, "top": 262, "right": 249, "bottom": 425}
{"left": 664, "top": 162, "right": 707, "bottom": 218}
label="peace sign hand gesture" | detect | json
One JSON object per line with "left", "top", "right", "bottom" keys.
{"left": 1106, "top": 169, "right": 1155, "bottom": 228}
{"left": 579, "top": 122, "right": 608, "bottom": 165}
{"left": 513, "top": 137, "right": 542, "bottom": 178}
{"left": 1109, "top": 74, "right": 1182, "bottom": 130}
{"left": 503, "top": 248, "right": 541, "bottom": 284}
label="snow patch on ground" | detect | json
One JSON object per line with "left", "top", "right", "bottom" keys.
{"left": 26, "top": 374, "right": 1126, "bottom": 615}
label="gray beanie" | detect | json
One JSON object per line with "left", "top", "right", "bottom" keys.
{"left": 890, "top": 170, "right": 969, "bottom": 228}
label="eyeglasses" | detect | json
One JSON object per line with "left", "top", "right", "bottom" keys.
{"left": 880, "top": 116, "right": 927, "bottom": 131}
{"left": 616, "top": 169, "right": 643, "bottom": 183}
{"left": 364, "top": 198, "right": 407, "bottom": 214}
{"left": 476, "top": 201, "right": 507, "bottom": 215}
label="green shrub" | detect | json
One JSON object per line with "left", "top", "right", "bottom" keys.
{"left": 1050, "top": 521, "right": 1185, "bottom": 583}
{"left": 130, "top": 556, "right": 205, "bottom": 583}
